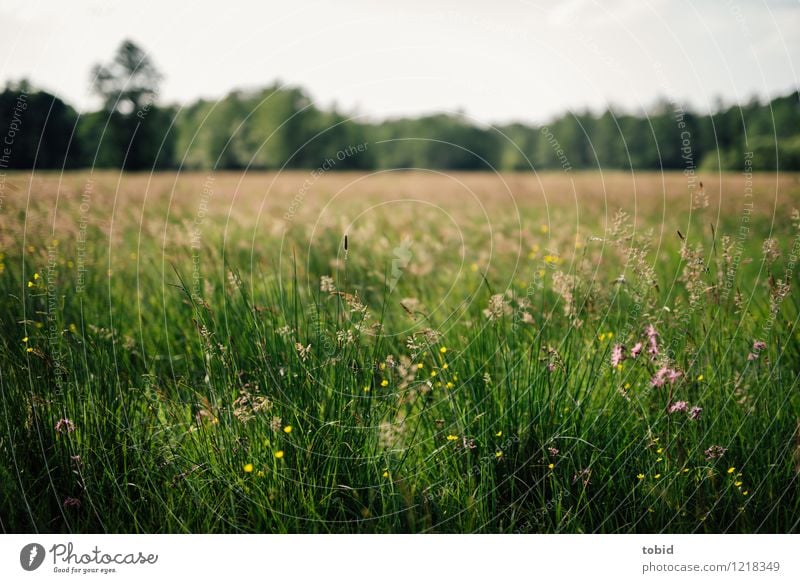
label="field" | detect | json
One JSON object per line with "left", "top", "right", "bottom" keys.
{"left": 1, "top": 169, "right": 799, "bottom": 533}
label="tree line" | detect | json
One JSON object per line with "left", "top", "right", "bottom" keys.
{"left": 1, "top": 41, "right": 799, "bottom": 172}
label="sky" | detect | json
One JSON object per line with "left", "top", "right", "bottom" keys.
{"left": 0, "top": 0, "right": 798, "bottom": 124}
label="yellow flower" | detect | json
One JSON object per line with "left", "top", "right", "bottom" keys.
{"left": 727, "top": 467, "right": 735, "bottom": 474}
{"left": 256, "top": 470, "right": 265, "bottom": 477}
{"left": 417, "top": 363, "right": 424, "bottom": 369}
{"left": 540, "top": 224, "right": 549, "bottom": 234}
{"left": 430, "top": 371, "right": 437, "bottom": 377}
{"left": 548, "top": 463, "right": 554, "bottom": 470}
{"left": 382, "top": 470, "right": 390, "bottom": 478}
{"left": 446, "top": 435, "right": 458, "bottom": 441}
{"left": 69, "top": 324, "right": 77, "bottom": 333}
{"left": 274, "top": 450, "right": 284, "bottom": 459}
{"left": 439, "top": 346, "right": 447, "bottom": 354}
{"left": 446, "top": 382, "right": 454, "bottom": 389}
{"left": 654, "top": 474, "right": 661, "bottom": 479}
{"left": 656, "top": 457, "right": 663, "bottom": 462}
{"left": 734, "top": 481, "right": 743, "bottom": 487}
{"left": 379, "top": 363, "right": 386, "bottom": 370}
{"left": 381, "top": 379, "right": 389, "bottom": 387}
{"left": 495, "top": 451, "right": 503, "bottom": 458}
{"left": 607, "top": 332, "right": 614, "bottom": 339}
{"left": 697, "top": 375, "right": 704, "bottom": 381}
{"left": 22, "top": 337, "right": 28, "bottom": 343}
{"left": 33, "top": 273, "right": 40, "bottom": 280}
{"left": 243, "top": 463, "right": 254, "bottom": 473}
{"left": 26, "top": 347, "right": 33, "bottom": 353}
{"left": 495, "top": 431, "right": 502, "bottom": 437}
{"left": 624, "top": 383, "right": 631, "bottom": 389}
{"left": 616, "top": 364, "right": 623, "bottom": 371}
{"left": 742, "top": 490, "right": 749, "bottom": 496}
{"left": 442, "top": 363, "right": 448, "bottom": 370}
{"left": 363, "top": 386, "right": 370, "bottom": 393}
{"left": 283, "top": 425, "right": 292, "bottom": 434}
{"left": 682, "top": 468, "right": 689, "bottom": 473}
{"left": 598, "top": 333, "right": 606, "bottom": 341}
{"left": 27, "top": 281, "right": 33, "bottom": 288}
{"left": 656, "top": 448, "right": 663, "bottom": 454}
{"left": 637, "top": 473, "right": 645, "bottom": 480}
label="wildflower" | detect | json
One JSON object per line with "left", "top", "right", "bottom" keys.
{"left": 547, "top": 447, "right": 559, "bottom": 456}
{"left": 439, "top": 346, "right": 447, "bottom": 354}
{"left": 22, "top": 337, "right": 28, "bottom": 343}
{"left": 430, "top": 371, "right": 437, "bottom": 378}
{"left": 417, "top": 363, "right": 424, "bottom": 369}
{"left": 445, "top": 382, "right": 454, "bottom": 389}
{"left": 734, "top": 481, "right": 743, "bottom": 487}
{"left": 742, "top": 490, "right": 749, "bottom": 496}
{"left": 380, "top": 379, "right": 389, "bottom": 387}
{"left": 630, "top": 342, "right": 643, "bottom": 359}
{"left": 697, "top": 374, "right": 704, "bottom": 381}
{"left": 484, "top": 293, "right": 511, "bottom": 321}
{"left": 668, "top": 401, "right": 689, "bottom": 414}
{"left": 548, "top": 463, "right": 554, "bottom": 470}
{"left": 320, "top": 275, "right": 336, "bottom": 293}
{"left": 26, "top": 347, "right": 33, "bottom": 353}
{"left": 382, "top": 470, "right": 390, "bottom": 478}
{"left": 243, "top": 463, "right": 254, "bottom": 473}
{"left": 654, "top": 474, "right": 661, "bottom": 479}
{"left": 63, "top": 497, "right": 81, "bottom": 509}
{"left": 637, "top": 473, "right": 645, "bottom": 480}
{"left": 689, "top": 406, "right": 703, "bottom": 420}
{"left": 495, "top": 431, "right": 503, "bottom": 437}
{"left": 363, "top": 386, "right": 370, "bottom": 392}
{"left": 573, "top": 468, "right": 591, "bottom": 486}
{"left": 70, "top": 455, "right": 82, "bottom": 468}
{"left": 727, "top": 467, "right": 735, "bottom": 474}
{"left": 257, "top": 470, "right": 265, "bottom": 477}
{"left": 27, "top": 281, "right": 33, "bottom": 288}
{"left": 651, "top": 367, "right": 668, "bottom": 388}
{"left": 274, "top": 451, "right": 284, "bottom": 459}
{"left": 753, "top": 340, "right": 767, "bottom": 352}
{"left": 495, "top": 451, "right": 504, "bottom": 459}
{"left": 747, "top": 352, "right": 758, "bottom": 361}
{"left": 646, "top": 325, "right": 659, "bottom": 358}
{"left": 656, "top": 448, "right": 663, "bottom": 454}
{"left": 704, "top": 445, "right": 727, "bottom": 460}
{"left": 611, "top": 344, "right": 625, "bottom": 368}
{"left": 283, "top": 425, "right": 293, "bottom": 434}
{"left": 666, "top": 369, "right": 682, "bottom": 383}
{"left": 446, "top": 435, "right": 459, "bottom": 441}
{"left": 547, "top": 362, "right": 557, "bottom": 372}
{"left": 54, "top": 418, "right": 76, "bottom": 434}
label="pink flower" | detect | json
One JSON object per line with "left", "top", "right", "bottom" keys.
{"left": 646, "top": 325, "right": 659, "bottom": 358}
{"left": 630, "top": 342, "right": 643, "bottom": 358}
{"left": 666, "top": 369, "right": 683, "bottom": 383}
{"left": 547, "top": 362, "right": 557, "bottom": 372}
{"left": 63, "top": 497, "right": 81, "bottom": 509}
{"left": 668, "top": 400, "right": 689, "bottom": 414}
{"left": 54, "top": 418, "right": 75, "bottom": 434}
{"left": 547, "top": 447, "right": 559, "bottom": 457}
{"left": 651, "top": 367, "right": 682, "bottom": 388}
{"left": 747, "top": 352, "right": 758, "bottom": 361}
{"left": 651, "top": 367, "right": 669, "bottom": 388}
{"left": 753, "top": 340, "right": 766, "bottom": 352}
{"left": 689, "top": 406, "right": 703, "bottom": 420}
{"left": 611, "top": 344, "right": 625, "bottom": 367}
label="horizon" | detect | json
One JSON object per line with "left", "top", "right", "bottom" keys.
{"left": 1, "top": 0, "right": 798, "bottom": 125}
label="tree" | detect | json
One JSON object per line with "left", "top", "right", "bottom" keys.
{"left": 87, "top": 40, "right": 173, "bottom": 170}
{"left": 91, "top": 39, "right": 162, "bottom": 115}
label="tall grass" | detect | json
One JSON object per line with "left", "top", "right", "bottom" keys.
{"left": 1, "top": 171, "right": 798, "bottom": 533}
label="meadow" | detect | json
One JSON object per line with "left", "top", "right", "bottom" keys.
{"left": 1, "top": 169, "right": 799, "bottom": 533}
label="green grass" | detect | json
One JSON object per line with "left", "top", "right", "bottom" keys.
{"left": 1, "top": 171, "right": 799, "bottom": 533}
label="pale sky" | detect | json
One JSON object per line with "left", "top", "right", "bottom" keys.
{"left": 0, "top": 0, "right": 797, "bottom": 124}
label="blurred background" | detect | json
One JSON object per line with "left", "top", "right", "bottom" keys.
{"left": 0, "top": 0, "right": 798, "bottom": 172}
